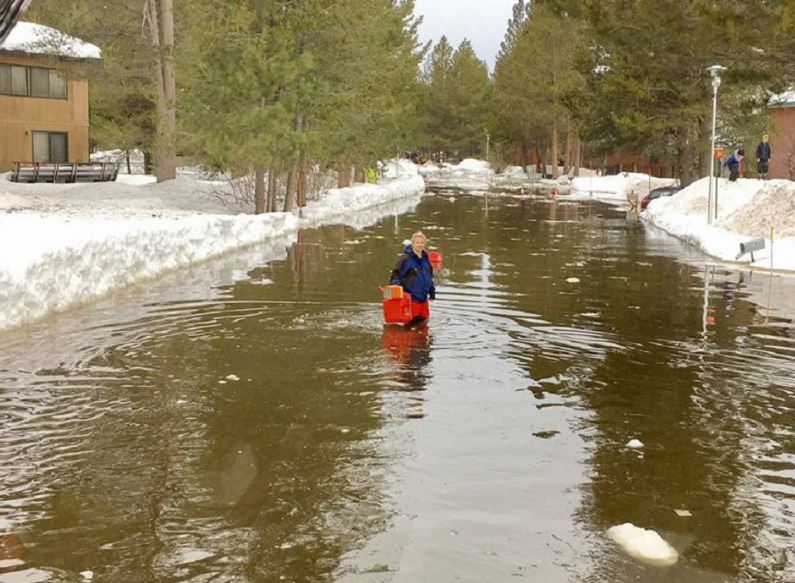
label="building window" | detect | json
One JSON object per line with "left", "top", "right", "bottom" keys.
{"left": 11, "top": 65, "right": 27, "bottom": 95}
{"left": 0, "top": 64, "right": 67, "bottom": 99}
{"left": 32, "top": 131, "right": 69, "bottom": 163}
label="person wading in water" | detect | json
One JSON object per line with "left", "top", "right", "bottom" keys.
{"left": 390, "top": 231, "right": 436, "bottom": 325}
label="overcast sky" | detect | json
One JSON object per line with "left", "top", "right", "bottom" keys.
{"left": 413, "top": 0, "right": 517, "bottom": 70}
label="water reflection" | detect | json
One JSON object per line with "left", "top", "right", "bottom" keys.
{"left": 0, "top": 191, "right": 792, "bottom": 581}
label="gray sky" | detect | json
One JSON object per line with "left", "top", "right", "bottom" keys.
{"left": 413, "top": 0, "right": 517, "bottom": 70}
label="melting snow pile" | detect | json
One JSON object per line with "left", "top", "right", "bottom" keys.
{"left": 643, "top": 177, "right": 795, "bottom": 271}
{"left": 421, "top": 158, "right": 495, "bottom": 189}
{"left": 419, "top": 162, "right": 442, "bottom": 176}
{"left": 570, "top": 172, "right": 677, "bottom": 203}
{"left": 500, "top": 165, "right": 526, "bottom": 177}
{"left": 453, "top": 158, "right": 493, "bottom": 174}
{"left": 381, "top": 158, "right": 421, "bottom": 180}
{"left": 607, "top": 523, "right": 679, "bottom": 567}
{"left": 0, "top": 165, "right": 424, "bottom": 332}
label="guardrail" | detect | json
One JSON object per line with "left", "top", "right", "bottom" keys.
{"left": 8, "top": 161, "right": 120, "bottom": 183}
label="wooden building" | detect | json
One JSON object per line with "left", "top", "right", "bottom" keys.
{"left": 768, "top": 91, "right": 795, "bottom": 180}
{"left": 0, "top": 22, "right": 100, "bottom": 172}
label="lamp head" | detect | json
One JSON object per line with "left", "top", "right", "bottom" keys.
{"left": 706, "top": 64, "right": 726, "bottom": 91}
{"left": 706, "top": 63, "right": 727, "bottom": 79}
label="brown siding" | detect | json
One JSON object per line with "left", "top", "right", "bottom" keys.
{"left": 0, "top": 53, "right": 90, "bottom": 171}
{"left": 769, "top": 107, "right": 795, "bottom": 180}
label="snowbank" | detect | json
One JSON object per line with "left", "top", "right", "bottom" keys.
{"left": 454, "top": 158, "right": 493, "bottom": 174}
{"left": 418, "top": 162, "right": 442, "bottom": 176}
{"left": 500, "top": 166, "right": 526, "bottom": 177}
{"left": 421, "top": 158, "right": 494, "bottom": 190}
{"left": 301, "top": 171, "right": 424, "bottom": 227}
{"left": 0, "top": 169, "right": 424, "bottom": 332}
{"left": 643, "top": 177, "right": 795, "bottom": 271}
{"left": 382, "top": 159, "right": 420, "bottom": 180}
{"left": 570, "top": 172, "right": 677, "bottom": 203}
{"left": 0, "top": 21, "right": 101, "bottom": 60}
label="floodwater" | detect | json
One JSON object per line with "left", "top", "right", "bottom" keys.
{"left": 0, "top": 189, "right": 793, "bottom": 583}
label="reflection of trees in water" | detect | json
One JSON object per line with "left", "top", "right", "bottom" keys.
{"left": 3, "top": 223, "right": 403, "bottom": 580}
{"left": 572, "top": 261, "right": 791, "bottom": 580}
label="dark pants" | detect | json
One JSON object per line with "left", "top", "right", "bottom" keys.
{"left": 758, "top": 160, "right": 769, "bottom": 177}
{"left": 728, "top": 163, "right": 739, "bottom": 182}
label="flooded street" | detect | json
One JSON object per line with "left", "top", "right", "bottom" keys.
{"left": 1, "top": 189, "right": 794, "bottom": 582}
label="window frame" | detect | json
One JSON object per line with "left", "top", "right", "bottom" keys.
{"left": 32, "top": 131, "right": 69, "bottom": 163}
{"left": 0, "top": 63, "right": 69, "bottom": 100}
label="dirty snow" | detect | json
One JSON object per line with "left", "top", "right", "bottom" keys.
{"left": 643, "top": 177, "right": 795, "bottom": 271}
{"left": 0, "top": 163, "right": 424, "bottom": 332}
{"left": 455, "top": 158, "right": 493, "bottom": 174}
{"left": 570, "top": 172, "right": 677, "bottom": 203}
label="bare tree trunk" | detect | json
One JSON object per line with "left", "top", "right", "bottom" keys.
{"left": 574, "top": 133, "right": 581, "bottom": 177}
{"left": 126, "top": 151, "right": 132, "bottom": 174}
{"left": 338, "top": 162, "right": 352, "bottom": 188}
{"left": 283, "top": 166, "right": 295, "bottom": 212}
{"left": 297, "top": 165, "right": 307, "bottom": 207}
{"left": 354, "top": 165, "right": 365, "bottom": 184}
{"left": 564, "top": 119, "right": 572, "bottom": 175}
{"left": 267, "top": 171, "right": 277, "bottom": 213}
{"left": 551, "top": 123, "right": 560, "bottom": 179}
{"left": 146, "top": 0, "right": 177, "bottom": 183}
{"left": 697, "top": 116, "right": 710, "bottom": 178}
{"left": 254, "top": 168, "right": 266, "bottom": 214}
{"left": 676, "top": 135, "right": 698, "bottom": 187}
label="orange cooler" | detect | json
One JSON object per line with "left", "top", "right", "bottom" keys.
{"left": 381, "top": 286, "right": 413, "bottom": 324}
{"left": 428, "top": 251, "right": 443, "bottom": 270}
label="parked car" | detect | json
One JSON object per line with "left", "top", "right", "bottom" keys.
{"left": 641, "top": 185, "right": 682, "bottom": 210}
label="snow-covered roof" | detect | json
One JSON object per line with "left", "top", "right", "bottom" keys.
{"left": 769, "top": 89, "right": 795, "bottom": 109}
{"left": 0, "top": 21, "right": 101, "bottom": 61}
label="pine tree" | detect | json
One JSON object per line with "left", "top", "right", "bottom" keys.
{"left": 419, "top": 38, "right": 490, "bottom": 157}
{"left": 490, "top": 4, "right": 586, "bottom": 173}
{"left": 495, "top": 0, "right": 529, "bottom": 68}
{"left": 577, "top": 0, "right": 778, "bottom": 185}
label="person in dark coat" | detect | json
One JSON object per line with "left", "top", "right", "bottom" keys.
{"left": 724, "top": 148, "right": 745, "bottom": 182}
{"left": 756, "top": 134, "right": 772, "bottom": 179}
{"left": 390, "top": 231, "right": 436, "bottom": 323}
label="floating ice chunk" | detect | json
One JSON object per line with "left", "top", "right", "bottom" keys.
{"left": 218, "top": 380, "right": 227, "bottom": 385}
{"left": 566, "top": 277, "right": 580, "bottom": 283}
{"left": 626, "top": 439, "right": 644, "bottom": 449}
{"left": 171, "top": 549, "right": 215, "bottom": 566}
{"left": 607, "top": 523, "right": 679, "bottom": 566}
{"left": 0, "top": 560, "right": 25, "bottom": 569}
{"left": 79, "top": 572, "right": 94, "bottom": 581}
{"left": 0, "top": 569, "right": 54, "bottom": 583}
{"left": 251, "top": 278, "right": 273, "bottom": 286}
{"left": 226, "top": 374, "right": 240, "bottom": 381}
{"left": 674, "top": 509, "right": 692, "bottom": 517}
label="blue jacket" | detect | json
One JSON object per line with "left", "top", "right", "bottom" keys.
{"left": 757, "top": 142, "right": 771, "bottom": 161}
{"left": 724, "top": 150, "right": 744, "bottom": 167}
{"left": 390, "top": 245, "right": 436, "bottom": 303}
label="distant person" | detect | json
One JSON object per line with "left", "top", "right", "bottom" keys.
{"left": 756, "top": 134, "right": 771, "bottom": 179}
{"left": 724, "top": 148, "right": 745, "bottom": 182}
{"left": 390, "top": 231, "right": 436, "bottom": 324}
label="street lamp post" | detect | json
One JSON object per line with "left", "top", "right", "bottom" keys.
{"left": 706, "top": 64, "right": 727, "bottom": 225}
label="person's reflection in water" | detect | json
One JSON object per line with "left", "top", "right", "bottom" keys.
{"left": 0, "top": 531, "right": 23, "bottom": 573}
{"left": 382, "top": 324, "right": 432, "bottom": 419}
